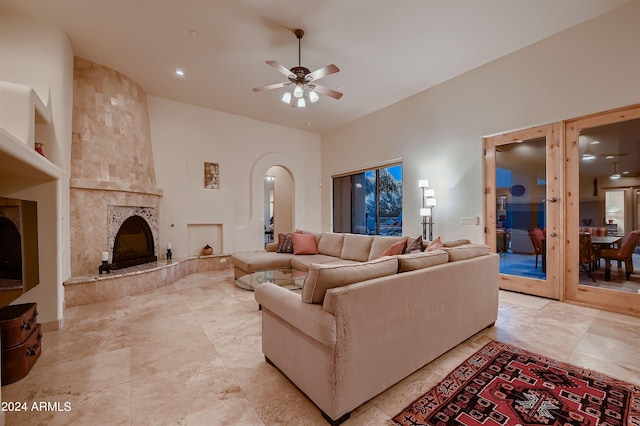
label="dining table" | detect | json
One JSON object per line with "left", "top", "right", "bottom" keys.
{"left": 590, "top": 235, "right": 622, "bottom": 248}
{"left": 590, "top": 235, "right": 623, "bottom": 274}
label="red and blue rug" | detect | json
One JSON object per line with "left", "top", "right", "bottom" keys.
{"left": 393, "top": 340, "right": 639, "bottom": 425}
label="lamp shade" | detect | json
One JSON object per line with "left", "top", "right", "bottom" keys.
{"left": 424, "top": 189, "right": 435, "bottom": 198}
{"left": 420, "top": 208, "right": 431, "bottom": 217}
{"left": 418, "top": 179, "right": 429, "bottom": 188}
{"left": 425, "top": 198, "right": 436, "bottom": 207}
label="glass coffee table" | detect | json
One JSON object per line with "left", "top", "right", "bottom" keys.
{"left": 235, "top": 268, "right": 306, "bottom": 291}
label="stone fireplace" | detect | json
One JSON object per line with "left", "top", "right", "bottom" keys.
{"left": 70, "top": 57, "right": 162, "bottom": 277}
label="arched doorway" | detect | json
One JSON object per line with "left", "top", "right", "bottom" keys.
{"left": 265, "top": 166, "right": 294, "bottom": 245}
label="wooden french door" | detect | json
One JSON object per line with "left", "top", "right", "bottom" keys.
{"left": 484, "top": 124, "right": 562, "bottom": 299}
{"left": 564, "top": 104, "right": 640, "bottom": 316}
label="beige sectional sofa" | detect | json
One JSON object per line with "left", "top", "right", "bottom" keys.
{"left": 234, "top": 233, "right": 499, "bottom": 425}
{"left": 232, "top": 232, "right": 433, "bottom": 279}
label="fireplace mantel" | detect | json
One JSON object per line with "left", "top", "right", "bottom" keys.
{"left": 70, "top": 178, "right": 163, "bottom": 196}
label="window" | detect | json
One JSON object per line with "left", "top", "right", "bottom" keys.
{"left": 333, "top": 164, "right": 402, "bottom": 235}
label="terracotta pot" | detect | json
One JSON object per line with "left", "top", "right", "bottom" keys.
{"left": 201, "top": 246, "right": 213, "bottom": 256}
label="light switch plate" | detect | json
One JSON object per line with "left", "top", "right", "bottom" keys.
{"left": 460, "top": 216, "right": 479, "bottom": 225}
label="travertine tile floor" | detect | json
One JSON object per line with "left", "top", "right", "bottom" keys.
{"left": 3, "top": 270, "right": 639, "bottom": 425}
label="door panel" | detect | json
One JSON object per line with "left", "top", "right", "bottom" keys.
{"left": 565, "top": 105, "right": 640, "bottom": 316}
{"left": 484, "top": 124, "right": 561, "bottom": 299}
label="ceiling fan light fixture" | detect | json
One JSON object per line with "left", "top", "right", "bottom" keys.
{"left": 582, "top": 145, "right": 595, "bottom": 161}
{"left": 252, "top": 29, "right": 343, "bottom": 108}
{"left": 610, "top": 162, "right": 621, "bottom": 179}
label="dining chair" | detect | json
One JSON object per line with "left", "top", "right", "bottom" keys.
{"left": 578, "top": 232, "right": 597, "bottom": 282}
{"left": 528, "top": 228, "right": 544, "bottom": 270}
{"left": 600, "top": 230, "right": 640, "bottom": 281}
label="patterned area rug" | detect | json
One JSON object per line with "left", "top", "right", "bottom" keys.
{"left": 393, "top": 341, "right": 639, "bottom": 426}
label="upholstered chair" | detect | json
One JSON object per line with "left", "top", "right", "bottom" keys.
{"left": 600, "top": 230, "right": 640, "bottom": 281}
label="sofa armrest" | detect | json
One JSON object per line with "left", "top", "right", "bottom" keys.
{"left": 266, "top": 242, "right": 279, "bottom": 252}
{"left": 255, "top": 283, "right": 336, "bottom": 347}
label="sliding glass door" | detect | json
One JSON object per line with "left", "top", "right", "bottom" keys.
{"left": 484, "top": 124, "right": 561, "bottom": 299}
{"left": 333, "top": 164, "right": 402, "bottom": 236}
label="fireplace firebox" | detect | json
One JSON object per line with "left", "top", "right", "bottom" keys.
{"left": 111, "top": 215, "right": 157, "bottom": 269}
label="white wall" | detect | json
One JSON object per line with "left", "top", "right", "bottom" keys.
{"left": 321, "top": 2, "right": 640, "bottom": 242}
{"left": 147, "top": 97, "right": 322, "bottom": 255}
{"left": 0, "top": 14, "right": 73, "bottom": 326}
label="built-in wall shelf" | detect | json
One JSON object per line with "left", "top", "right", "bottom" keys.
{"left": 0, "top": 81, "right": 51, "bottom": 146}
{"left": 0, "top": 128, "right": 62, "bottom": 182}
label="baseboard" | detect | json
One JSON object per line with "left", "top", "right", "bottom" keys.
{"left": 41, "top": 318, "right": 63, "bottom": 332}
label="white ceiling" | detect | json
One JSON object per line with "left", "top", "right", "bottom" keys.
{"left": 0, "top": 0, "right": 631, "bottom": 134}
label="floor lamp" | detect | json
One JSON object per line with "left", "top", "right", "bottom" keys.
{"left": 419, "top": 180, "right": 436, "bottom": 241}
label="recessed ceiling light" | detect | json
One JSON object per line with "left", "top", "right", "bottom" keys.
{"left": 175, "top": 68, "right": 185, "bottom": 77}
{"left": 305, "top": 122, "right": 312, "bottom": 126}
{"left": 189, "top": 30, "right": 199, "bottom": 37}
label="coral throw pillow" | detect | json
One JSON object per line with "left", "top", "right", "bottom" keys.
{"left": 291, "top": 232, "right": 319, "bottom": 255}
{"left": 379, "top": 239, "right": 406, "bottom": 258}
{"left": 425, "top": 236, "right": 444, "bottom": 252}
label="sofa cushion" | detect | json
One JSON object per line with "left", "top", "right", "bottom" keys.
{"left": 292, "top": 232, "right": 319, "bottom": 255}
{"left": 444, "top": 243, "right": 491, "bottom": 261}
{"left": 397, "top": 250, "right": 448, "bottom": 272}
{"left": 341, "top": 234, "right": 374, "bottom": 262}
{"left": 368, "top": 236, "right": 407, "bottom": 260}
{"left": 290, "top": 254, "right": 344, "bottom": 272}
{"left": 301, "top": 257, "right": 398, "bottom": 304}
{"left": 443, "top": 239, "right": 472, "bottom": 248}
{"left": 231, "top": 251, "right": 294, "bottom": 273}
{"left": 317, "top": 233, "right": 345, "bottom": 257}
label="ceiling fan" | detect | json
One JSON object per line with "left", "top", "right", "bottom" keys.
{"left": 252, "top": 29, "right": 343, "bottom": 108}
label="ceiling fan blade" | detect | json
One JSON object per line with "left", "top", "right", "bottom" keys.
{"left": 266, "top": 60, "right": 294, "bottom": 78}
{"left": 306, "top": 64, "right": 340, "bottom": 81}
{"left": 310, "top": 84, "right": 343, "bottom": 100}
{"left": 252, "top": 82, "right": 289, "bottom": 93}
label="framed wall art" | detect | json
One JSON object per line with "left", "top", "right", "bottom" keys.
{"left": 204, "top": 162, "right": 220, "bottom": 189}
